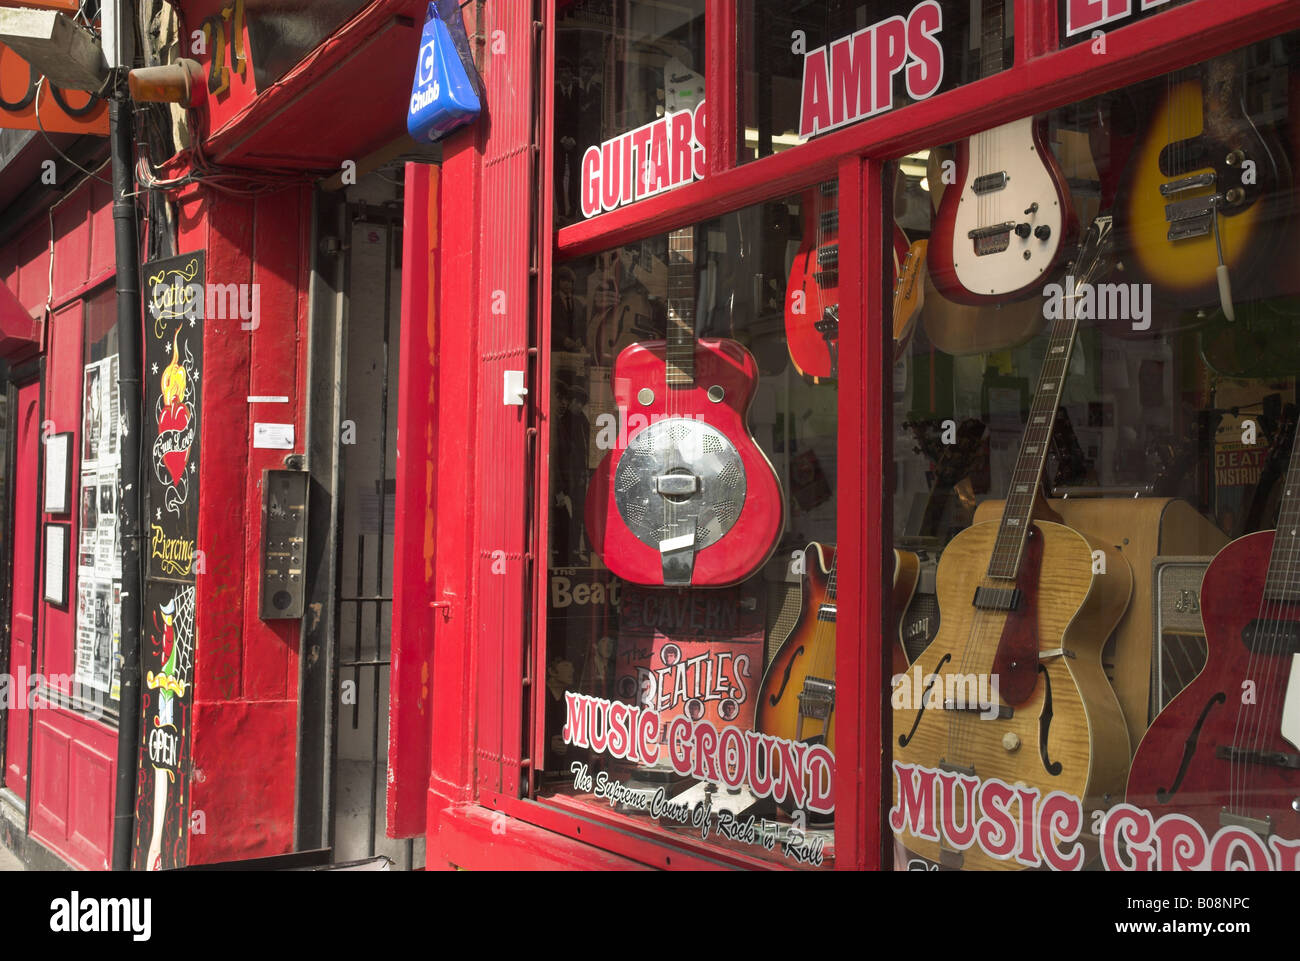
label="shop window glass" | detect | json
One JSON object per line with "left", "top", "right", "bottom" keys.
{"left": 739, "top": 0, "right": 1008, "bottom": 162}
{"left": 888, "top": 31, "right": 1300, "bottom": 870}
{"left": 545, "top": 191, "right": 839, "bottom": 867}
{"left": 73, "top": 286, "right": 121, "bottom": 719}
{"left": 555, "top": 0, "right": 706, "bottom": 225}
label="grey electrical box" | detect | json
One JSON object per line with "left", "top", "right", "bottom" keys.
{"left": 260, "top": 469, "right": 309, "bottom": 619}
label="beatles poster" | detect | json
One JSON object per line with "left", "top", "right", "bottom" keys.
{"left": 615, "top": 583, "right": 766, "bottom": 779}
{"left": 133, "top": 251, "right": 205, "bottom": 871}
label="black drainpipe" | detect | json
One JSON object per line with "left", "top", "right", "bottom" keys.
{"left": 109, "top": 89, "right": 144, "bottom": 871}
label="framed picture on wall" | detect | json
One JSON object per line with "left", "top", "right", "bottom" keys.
{"left": 43, "top": 432, "right": 73, "bottom": 514}
{"left": 43, "top": 522, "right": 70, "bottom": 609}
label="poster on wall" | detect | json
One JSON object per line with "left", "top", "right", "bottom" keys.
{"left": 95, "top": 469, "right": 117, "bottom": 578}
{"left": 73, "top": 353, "right": 124, "bottom": 702}
{"left": 110, "top": 585, "right": 121, "bottom": 702}
{"left": 132, "top": 581, "right": 197, "bottom": 871}
{"left": 144, "top": 252, "right": 204, "bottom": 583}
{"left": 74, "top": 579, "right": 115, "bottom": 695}
{"left": 81, "top": 361, "right": 104, "bottom": 470}
{"left": 78, "top": 475, "right": 97, "bottom": 573}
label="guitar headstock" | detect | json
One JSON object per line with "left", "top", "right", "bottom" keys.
{"left": 1066, "top": 214, "right": 1117, "bottom": 296}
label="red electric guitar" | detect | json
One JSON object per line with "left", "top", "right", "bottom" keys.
{"left": 1127, "top": 419, "right": 1300, "bottom": 850}
{"left": 927, "top": 0, "right": 1075, "bottom": 306}
{"left": 784, "top": 180, "right": 907, "bottom": 384}
{"left": 585, "top": 227, "right": 784, "bottom": 588}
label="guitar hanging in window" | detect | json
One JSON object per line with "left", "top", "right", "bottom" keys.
{"left": 584, "top": 227, "right": 784, "bottom": 588}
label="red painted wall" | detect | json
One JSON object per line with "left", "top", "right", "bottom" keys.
{"left": 170, "top": 183, "right": 311, "bottom": 864}
{"left": 0, "top": 172, "right": 122, "bottom": 871}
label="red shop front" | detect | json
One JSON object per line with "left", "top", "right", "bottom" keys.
{"left": 392, "top": 0, "right": 1300, "bottom": 872}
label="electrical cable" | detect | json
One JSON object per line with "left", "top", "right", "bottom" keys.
{"left": 33, "top": 77, "right": 114, "bottom": 184}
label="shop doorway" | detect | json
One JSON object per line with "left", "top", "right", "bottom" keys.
{"left": 3, "top": 375, "right": 39, "bottom": 802}
{"left": 298, "top": 166, "right": 425, "bottom": 869}
{"left": 331, "top": 197, "right": 412, "bottom": 866}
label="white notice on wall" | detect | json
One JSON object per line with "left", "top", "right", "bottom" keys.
{"left": 253, "top": 423, "right": 295, "bottom": 450}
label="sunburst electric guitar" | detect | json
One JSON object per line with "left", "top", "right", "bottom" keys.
{"left": 758, "top": 542, "right": 839, "bottom": 757}
{"left": 1115, "top": 52, "right": 1287, "bottom": 323}
{"left": 893, "top": 217, "right": 1133, "bottom": 871}
{"left": 1126, "top": 415, "right": 1300, "bottom": 851}
{"left": 585, "top": 228, "right": 784, "bottom": 587}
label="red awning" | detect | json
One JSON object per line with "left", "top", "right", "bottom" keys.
{"left": 0, "top": 280, "right": 40, "bottom": 359}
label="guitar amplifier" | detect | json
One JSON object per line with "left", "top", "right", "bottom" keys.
{"left": 899, "top": 554, "right": 939, "bottom": 664}
{"left": 1150, "top": 555, "right": 1214, "bottom": 719}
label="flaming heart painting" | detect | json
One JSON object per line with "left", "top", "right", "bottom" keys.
{"left": 144, "top": 252, "right": 204, "bottom": 584}
{"left": 152, "top": 327, "right": 196, "bottom": 510}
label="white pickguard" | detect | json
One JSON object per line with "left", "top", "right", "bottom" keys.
{"left": 951, "top": 116, "right": 1065, "bottom": 298}
{"left": 1282, "top": 653, "right": 1300, "bottom": 752}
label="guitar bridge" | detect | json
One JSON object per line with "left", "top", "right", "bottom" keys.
{"left": 1165, "top": 194, "right": 1222, "bottom": 241}
{"left": 815, "top": 307, "right": 839, "bottom": 379}
{"left": 796, "top": 676, "right": 835, "bottom": 743}
{"left": 813, "top": 311, "right": 838, "bottom": 339}
{"left": 1219, "top": 808, "right": 1272, "bottom": 839}
{"left": 967, "top": 222, "right": 1015, "bottom": 256}
{"left": 1214, "top": 744, "right": 1300, "bottom": 769}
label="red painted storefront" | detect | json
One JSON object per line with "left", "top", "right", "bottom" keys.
{"left": 5, "top": 0, "right": 1299, "bottom": 872}
{"left": 392, "top": 0, "right": 1300, "bottom": 871}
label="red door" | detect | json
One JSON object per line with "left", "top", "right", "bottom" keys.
{"left": 4, "top": 380, "right": 40, "bottom": 797}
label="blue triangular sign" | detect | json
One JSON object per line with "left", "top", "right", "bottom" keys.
{"left": 408, "top": 1, "right": 482, "bottom": 143}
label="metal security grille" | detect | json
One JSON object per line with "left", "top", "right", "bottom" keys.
{"left": 332, "top": 201, "right": 419, "bottom": 869}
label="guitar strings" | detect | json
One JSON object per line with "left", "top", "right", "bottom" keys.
{"left": 1234, "top": 433, "right": 1300, "bottom": 822}
{"left": 1254, "top": 491, "right": 1299, "bottom": 819}
{"left": 944, "top": 274, "right": 1083, "bottom": 844}
{"left": 1232, "top": 64, "right": 1296, "bottom": 829}
{"left": 940, "top": 1, "right": 1007, "bottom": 843}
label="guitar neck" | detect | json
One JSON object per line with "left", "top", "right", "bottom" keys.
{"left": 1202, "top": 52, "right": 1246, "bottom": 134}
{"left": 1263, "top": 418, "right": 1300, "bottom": 601}
{"left": 979, "top": 0, "right": 1006, "bottom": 80}
{"left": 987, "top": 306, "right": 1079, "bottom": 580}
{"left": 666, "top": 227, "right": 696, "bottom": 387}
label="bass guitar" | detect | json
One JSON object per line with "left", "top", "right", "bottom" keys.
{"left": 1115, "top": 51, "right": 1288, "bottom": 321}
{"left": 585, "top": 227, "right": 784, "bottom": 587}
{"left": 926, "top": 0, "right": 1075, "bottom": 306}
{"left": 893, "top": 216, "right": 1133, "bottom": 871}
{"left": 1126, "top": 416, "right": 1300, "bottom": 851}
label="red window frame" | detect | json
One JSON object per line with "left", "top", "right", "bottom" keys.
{"left": 487, "top": 0, "right": 1300, "bottom": 871}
